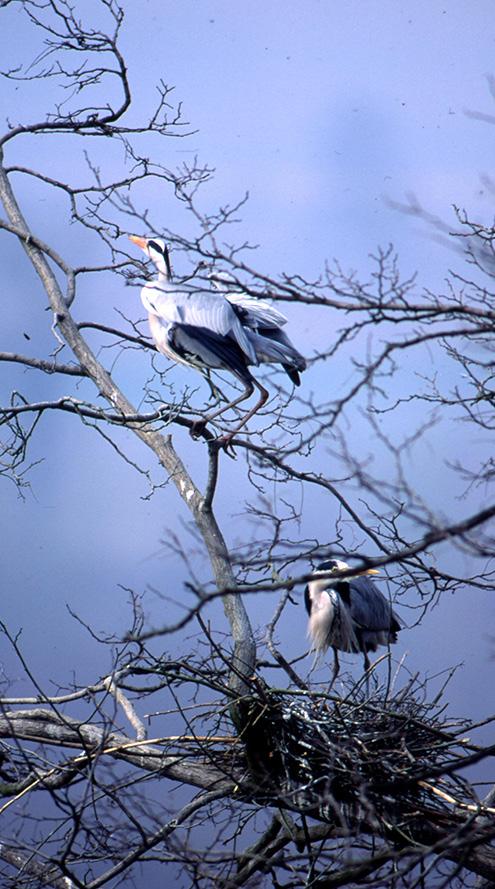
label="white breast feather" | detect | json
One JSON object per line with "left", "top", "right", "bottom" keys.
{"left": 147, "top": 313, "right": 193, "bottom": 369}
{"left": 307, "top": 581, "right": 359, "bottom": 655}
{"left": 307, "top": 584, "right": 336, "bottom": 653}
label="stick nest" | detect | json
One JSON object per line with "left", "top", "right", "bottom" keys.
{"left": 238, "top": 684, "right": 474, "bottom": 832}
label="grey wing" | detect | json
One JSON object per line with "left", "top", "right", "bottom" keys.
{"left": 145, "top": 285, "right": 258, "bottom": 365}
{"left": 225, "top": 292, "right": 289, "bottom": 329}
{"left": 224, "top": 295, "right": 306, "bottom": 373}
{"left": 168, "top": 324, "right": 252, "bottom": 381}
{"left": 185, "top": 293, "right": 259, "bottom": 364}
{"left": 208, "top": 269, "right": 239, "bottom": 292}
{"left": 245, "top": 328, "right": 307, "bottom": 370}
{"left": 209, "top": 272, "right": 289, "bottom": 328}
{"left": 348, "top": 576, "right": 401, "bottom": 633}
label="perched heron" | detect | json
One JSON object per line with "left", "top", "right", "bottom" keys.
{"left": 129, "top": 236, "right": 306, "bottom": 446}
{"left": 304, "top": 559, "right": 401, "bottom": 687}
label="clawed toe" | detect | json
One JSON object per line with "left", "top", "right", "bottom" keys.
{"left": 189, "top": 421, "right": 236, "bottom": 457}
{"left": 214, "top": 434, "right": 237, "bottom": 457}
{"left": 189, "top": 419, "right": 207, "bottom": 439}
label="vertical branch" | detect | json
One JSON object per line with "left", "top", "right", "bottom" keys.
{"left": 203, "top": 441, "right": 220, "bottom": 511}
{"left": 0, "top": 151, "right": 255, "bottom": 698}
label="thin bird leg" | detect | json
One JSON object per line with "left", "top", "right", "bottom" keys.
{"left": 363, "top": 651, "right": 371, "bottom": 697}
{"left": 216, "top": 380, "right": 269, "bottom": 446}
{"left": 328, "top": 647, "right": 340, "bottom": 692}
{"left": 202, "top": 381, "right": 255, "bottom": 424}
{"left": 203, "top": 371, "right": 226, "bottom": 403}
{"left": 190, "top": 381, "right": 255, "bottom": 440}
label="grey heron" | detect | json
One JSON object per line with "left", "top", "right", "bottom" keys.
{"left": 129, "top": 236, "right": 306, "bottom": 446}
{"left": 304, "top": 559, "right": 401, "bottom": 688}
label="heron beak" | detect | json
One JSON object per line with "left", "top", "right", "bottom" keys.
{"left": 354, "top": 567, "right": 380, "bottom": 576}
{"left": 129, "top": 235, "right": 148, "bottom": 250}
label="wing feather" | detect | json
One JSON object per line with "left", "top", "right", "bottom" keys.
{"left": 141, "top": 284, "right": 257, "bottom": 364}
{"left": 226, "top": 292, "right": 288, "bottom": 328}
{"left": 348, "top": 577, "right": 401, "bottom": 633}
{"left": 168, "top": 324, "right": 252, "bottom": 382}
{"left": 209, "top": 272, "right": 289, "bottom": 328}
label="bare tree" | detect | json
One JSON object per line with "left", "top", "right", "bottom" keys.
{"left": 1, "top": 2, "right": 494, "bottom": 887}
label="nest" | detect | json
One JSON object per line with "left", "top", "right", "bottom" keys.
{"left": 238, "top": 685, "right": 473, "bottom": 834}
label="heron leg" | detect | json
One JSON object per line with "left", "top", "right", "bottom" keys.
{"left": 328, "top": 647, "right": 340, "bottom": 692}
{"left": 203, "top": 371, "right": 226, "bottom": 404}
{"left": 190, "top": 381, "right": 255, "bottom": 440}
{"left": 363, "top": 651, "right": 371, "bottom": 696}
{"left": 218, "top": 380, "right": 269, "bottom": 446}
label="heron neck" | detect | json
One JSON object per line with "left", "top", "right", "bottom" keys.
{"left": 151, "top": 270, "right": 173, "bottom": 292}
{"left": 309, "top": 576, "right": 334, "bottom": 596}
{"left": 155, "top": 263, "right": 170, "bottom": 282}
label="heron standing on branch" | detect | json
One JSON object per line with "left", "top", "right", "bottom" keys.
{"left": 129, "top": 237, "right": 306, "bottom": 448}
{"left": 304, "top": 559, "right": 401, "bottom": 689}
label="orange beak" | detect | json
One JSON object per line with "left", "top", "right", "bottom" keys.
{"left": 354, "top": 567, "right": 380, "bottom": 576}
{"left": 129, "top": 235, "right": 148, "bottom": 251}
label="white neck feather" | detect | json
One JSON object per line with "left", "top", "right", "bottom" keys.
{"left": 154, "top": 257, "right": 170, "bottom": 280}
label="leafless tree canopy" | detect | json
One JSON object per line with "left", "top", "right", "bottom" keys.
{"left": 0, "top": 2, "right": 494, "bottom": 887}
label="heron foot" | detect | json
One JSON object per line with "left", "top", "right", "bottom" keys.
{"left": 189, "top": 419, "right": 207, "bottom": 439}
{"left": 213, "top": 434, "right": 237, "bottom": 457}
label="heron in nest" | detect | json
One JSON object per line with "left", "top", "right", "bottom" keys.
{"left": 305, "top": 559, "right": 401, "bottom": 688}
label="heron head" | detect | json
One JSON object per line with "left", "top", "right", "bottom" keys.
{"left": 315, "top": 559, "right": 379, "bottom": 577}
{"left": 129, "top": 235, "right": 172, "bottom": 279}
{"left": 316, "top": 559, "right": 350, "bottom": 574}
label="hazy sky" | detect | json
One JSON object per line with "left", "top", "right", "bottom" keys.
{"left": 1, "top": 0, "right": 494, "bottom": 761}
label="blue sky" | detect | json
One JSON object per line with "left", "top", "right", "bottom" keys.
{"left": 122, "top": 1, "right": 495, "bottom": 278}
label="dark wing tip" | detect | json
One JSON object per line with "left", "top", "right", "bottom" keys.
{"left": 390, "top": 612, "right": 402, "bottom": 634}
{"left": 283, "top": 365, "right": 301, "bottom": 386}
